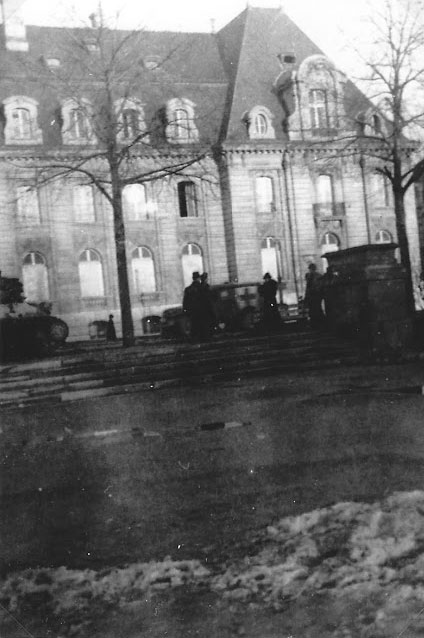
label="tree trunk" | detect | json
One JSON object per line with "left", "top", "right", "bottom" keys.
{"left": 111, "top": 169, "right": 135, "bottom": 347}
{"left": 393, "top": 184, "right": 415, "bottom": 314}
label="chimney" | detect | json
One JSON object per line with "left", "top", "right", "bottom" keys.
{"left": 1, "top": 0, "right": 28, "bottom": 51}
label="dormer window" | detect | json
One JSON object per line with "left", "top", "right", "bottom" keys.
{"left": 3, "top": 96, "right": 43, "bottom": 145}
{"left": 372, "top": 114, "right": 382, "bottom": 134}
{"left": 309, "top": 89, "right": 328, "bottom": 130}
{"left": 122, "top": 109, "right": 139, "bottom": 138}
{"left": 255, "top": 113, "right": 268, "bottom": 136}
{"left": 69, "top": 108, "right": 90, "bottom": 139}
{"left": 115, "top": 98, "right": 147, "bottom": 144}
{"left": 245, "top": 106, "right": 275, "bottom": 140}
{"left": 61, "top": 98, "right": 94, "bottom": 145}
{"left": 166, "top": 98, "right": 198, "bottom": 144}
{"left": 12, "top": 108, "right": 31, "bottom": 139}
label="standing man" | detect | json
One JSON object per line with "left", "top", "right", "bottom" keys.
{"left": 259, "top": 272, "right": 280, "bottom": 330}
{"left": 183, "top": 271, "right": 205, "bottom": 341}
{"left": 200, "top": 272, "right": 217, "bottom": 336}
{"left": 304, "top": 263, "right": 324, "bottom": 329}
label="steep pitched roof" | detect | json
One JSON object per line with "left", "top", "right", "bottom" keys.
{"left": 216, "top": 6, "right": 370, "bottom": 144}
{"left": 0, "top": 25, "right": 229, "bottom": 148}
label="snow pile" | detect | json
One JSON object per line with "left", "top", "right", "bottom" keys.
{"left": 3, "top": 491, "right": 424, "bottom": 636}
{"left": 212, "top": 491, "right": 424, "bottom": 633}
{"left": 0, "top": 558, "right": 210, "bottom": 635}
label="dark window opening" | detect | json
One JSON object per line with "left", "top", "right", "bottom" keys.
{"left": 178, "top": 181, "right": 198, "bottom": 217}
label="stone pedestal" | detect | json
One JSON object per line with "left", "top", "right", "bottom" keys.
{"left": 323, "top": 244, "right": 412, "bottom": 353}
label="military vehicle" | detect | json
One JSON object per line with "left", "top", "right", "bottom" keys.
{"left": 0, "top": 274, "right": 68, "bottom": 360}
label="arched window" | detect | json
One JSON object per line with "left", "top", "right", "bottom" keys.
{"left": 321, "top": 232, "right": 340, "bottom": 271}
{"left": 174, "top": 109, "right": 190, "bottom": 140}
{"left": 73, "top": 185, "right": 95, "bottom": 223}
{"left": 3, "top": 96, "right": 42, "bottom": 144}
{"left": 178, "top": 181, "right": 198, "bottom": 217}
{"left": 78, "top": 249, "right": 104, "bottom": 297}
{"left": 375, "top": 229, "right": 392, "bottom": 244}
{"left": 123, "top": 184, "right": 147, "bottom": 220}
{"left": 255, "top": 113, "right": 268, "bottom": 136}
{"left": 12, "top": 108, "right": 31, "bottom": 139}
{"left": 245, "top": 106, "right": 275, "bottom": 139}
{"left": 122, "top": 109, "right": 140, "bottom": 138}
{"left": 255, "top": 176, "right": 274, "bottom": 212}
{"left": 69, "top": 108, "right": 89, "bottom": 139}
{"left": 260, "top": 237, "right": 282, "bottom": 281}
{"left": 131, "top": 246, "right": 156, "bottom": 294}
{"left": 22, "top": 252, "right": 49, "bottom": 302}
{"left": 166, "top": 98, "right": 199, "bottom": 143}
{"left": 115, "top": 98, "right": 147, "bottom": 144}
{"left": 182, "top": 243, "right": 203, "bottom": 287}
{"left": 61, "top": 98, "right": 94, "bottom": 145}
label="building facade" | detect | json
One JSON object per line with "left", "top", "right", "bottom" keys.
{"left": 0, "top": 2, "right": 420, "bottom": 338}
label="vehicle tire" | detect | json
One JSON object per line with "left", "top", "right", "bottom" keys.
{"left": 177, "top": 314, "right": 191, "bottom": 338}
{"left": 49, "top": 318, "right": 69, "bottom": 344}
{"left": 240, "top": 307, "right": 256, "bottom": 331}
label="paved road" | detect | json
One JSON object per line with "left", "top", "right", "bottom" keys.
{"left": 3, "top": 361, "right": 424, "bottom": 575}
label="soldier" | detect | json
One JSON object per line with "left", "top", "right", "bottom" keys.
{"left": 258, "top": 272, "right": 280, "bottom": 330}
{"left": 106, "top": 314, "right": 117, "bottom": 341}
{"left": 183, "top": 272, "right": 206, "bottom": 341}
{"left": 304, "top": 263, "right": 324, "bottom": 329}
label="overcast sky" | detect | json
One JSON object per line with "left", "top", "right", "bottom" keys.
{"left": 19, "top": 0, "right": 381, "bottom": 75}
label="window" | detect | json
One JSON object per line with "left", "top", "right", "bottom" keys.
{"left": 321, "top": 232, "right": 340, "bottom": 271}
{"left": 255, "top": 176, "right": 275, "bottom": 212}
{"left": 317, "top": 175, "right": 334, "bottom": 204}
{"left": 255, "top": 114, "right": 268, "bottom": 136}
{"left": 3, "top": 96, "right": 42, "bottom": 144}
{"left": 166, "top": 98, "right": 198, "bottom": 143}
{"left": 78, "top": 249, "right": 104, "bottom": 297}
{"left": 122, "top": 109, "right": 140, "bottom": 139}
{"left": 245, "top": 106, "right": 275, "bottom": 140}
{"left": 73, "top": 185, "right": 95, "bottom": 223}
{"left": 16, "top": 186, "right": 40, "bottom": 224}
{"left": 372, "top": 114, "right": 382, "bottom": 134}
{"left": 22, "top": 252, "right": 49, "bottom": 302}
{"left": 175, "top": 109, "right": 190, "bottom": 140}
{"left": 375, "top": 229, "right": 392, "bottom": 244}
{"left": 12, "top": 108, "right": 31, "bottom": 139}
{"left": 123, "top": 184, "right": 148, "bottom": 220}
{"left": 261, "top": 237, "right": 282, "bottom": 281}
{"left": 370, "top": 173, "right": 390, "bottom": 207}
{"left": 309, "top": 89, "right": 328, "bottom": 130}
{"left": 182, "top": 243, "right": 203, "bottom": 287}
{"left": 69, "top": 108, "right": 90, "bottom": 139}
{"left": 131, "top": 246, "right": 156, "bottom": 294}
{"left": 61, "top": 98, "right": 94, "bottom": 144}
{"left": 115, "top": 99, "right": 147, "bottom": 143}
{"left": 178, "top": 181, "right": 198, "bottom": 218}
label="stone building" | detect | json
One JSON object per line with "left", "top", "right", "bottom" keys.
{"left": 0, "top": 2, "right": 420, "bottom": 338}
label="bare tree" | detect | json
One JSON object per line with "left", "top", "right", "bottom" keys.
{"left": 345, "top": 0, "right": 424, "bottom": 308}
{"left": 12, "top": 14, "right": 216, "bottom": 346}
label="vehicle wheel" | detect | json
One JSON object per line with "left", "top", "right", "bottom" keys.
{"left": 240, "top": 307, "right": 256, "bottom": 331}
{"left": 177, "top": 314, "right": 191, "bottom": 338}
{"left": 49, "top": 318, "right": 69, "bottom": 344}
{"left": 34, "top": 330, "right": 52, "bottom": 356}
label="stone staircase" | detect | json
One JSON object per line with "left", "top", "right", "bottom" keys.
{"left": 0, "top": 328, "right": 363, "bottom": 408}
